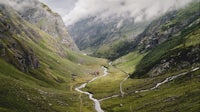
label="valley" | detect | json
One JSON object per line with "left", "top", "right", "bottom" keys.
{"left": 0, "top": 0, "right": 200, "bottom": 112}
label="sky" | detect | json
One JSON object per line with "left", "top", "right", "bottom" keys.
{"left": 39, "top": 0, "right": 193, "bottom": 26}
{"left": 39, "top": 0, "right": 78, "bottom": 16}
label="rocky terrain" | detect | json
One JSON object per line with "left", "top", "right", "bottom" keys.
{"left": 69, "top": 14, "right": 149, "bottom": 59}
{"left": 8, "top": 0, "right": 78, "bottom": 51}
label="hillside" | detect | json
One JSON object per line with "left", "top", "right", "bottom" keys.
{"left": 8, "top": 0, "right": 78, "bottom": 51}
{"left": 0, "top": 1, "right": 106, "bottom": 112}
{"left": 69, "top": 13, "right": 149, "bottom": 59}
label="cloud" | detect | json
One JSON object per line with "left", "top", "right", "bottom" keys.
{"left": 63, "top": 0, "right": 193, "bottom": 26}
{"left": 6, "top": 0, "right": 193, "bottom": 26}
{"left": 7, "top": 0, "right": 40, "bottom": 12}
{"left": 39, "top": 0, "right": 77, "bottom": 16}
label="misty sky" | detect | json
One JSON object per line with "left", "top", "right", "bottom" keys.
{"left": 39, "top": 0, "right": 193, "bottom": 26}
{"left": 39, "top": 0, "right": 77, "bottom": 16}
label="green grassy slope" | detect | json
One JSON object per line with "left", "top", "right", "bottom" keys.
{"left": 0, "top": 4, "right": 107, "bottom": 112}
{"left": 102, "top": 69, "right": 200, "bottom": 112}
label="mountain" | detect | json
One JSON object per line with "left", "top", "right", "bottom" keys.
{"left": 0, "top": 1, "right": 106, "bottom": 112}
{"left": 8, "top": 0, "right": 78, "bottom": 51}
{"left": 69, "top": 14, "right": 149, "bottom": 59}
{"left": 111, "top": 0, "right": 200, "bottom": 78}
{"left": 131, "top": 0, "right": 200, "bottom": 78}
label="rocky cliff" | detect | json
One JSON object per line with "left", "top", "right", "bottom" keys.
{"left": 8, "top": 0, "right": 78, "bottom": 51}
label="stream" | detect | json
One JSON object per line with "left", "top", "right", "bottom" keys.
{"left": 75, "top": 66, "right": 108, "bottom": 112}
{"left": 134, "top": 67, "right": 199, "bottom": 93}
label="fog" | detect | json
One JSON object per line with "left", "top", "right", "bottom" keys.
{"left": 6, "top": 0, "right": 193, "bottom": 26}
{"left": 63, "top": 0, "right": 193, "bottom": 26}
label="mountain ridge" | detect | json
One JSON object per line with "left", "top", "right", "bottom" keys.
{"left": 8, "top": 0, "right": 79, "bottom": 51}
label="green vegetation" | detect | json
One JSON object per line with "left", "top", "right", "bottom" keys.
{"left": 102, "top": 69, "right": 200, "bottom": 112}
{"left": 84, "top": 66, "right": 126, "bottom": 99}
{"left": 0, "top": 0, "right": 199, "bottom": 112}
{"left": 133, "top": 21, "right": 200, "bottom": 78}
{"left": 113, "top": 51, "right": 146, "bottom": 73}
{"left": 0, "top": 5, "right": 107, "bottom": 112}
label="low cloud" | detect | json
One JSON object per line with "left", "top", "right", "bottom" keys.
{"left": 39, "top": 0, "right": 77, "bottom": 17}
{"left": 3, "top": 0, "right": 194, "bottom": 26}
{"left": 63, "top": 0, "right": 193, "bottom": 26}
{"left": 6, "top": 0, "right": 40, "bottom": 12}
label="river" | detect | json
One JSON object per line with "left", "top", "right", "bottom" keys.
{"left": 75, "top": 66, "right": 108, "bottom": 112}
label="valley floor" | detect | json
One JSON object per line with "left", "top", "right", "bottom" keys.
{"left": 74, "top": 62, "right": 200, "bottom": 112}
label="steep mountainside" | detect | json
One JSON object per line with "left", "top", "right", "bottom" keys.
{"left": 112, "top": 0, "right": 200, "bottom": 77}
{"left": 0, "top": 1, "right": 106, "bottom": 112}
{"left": 131, "top": 0, "right": 200, "bottom": 78}
{"left": 69, "top": 15, "right": 149, "bottom": 59}
{"left": 8, "top": 0, "right": 78, "bottom": 51}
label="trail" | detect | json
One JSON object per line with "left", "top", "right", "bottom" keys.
{"left": 75, "top": 66, "right": 108, "bottom": 112}
{"left": 100, "top": 67, "right": 199, "bottom": 101}
{"left": 110, "top": 62, "right": 130, "bottom": 97}
{"left": 119, "top": 70, "right": 130, "bottom": 97}
{"left": 120, "top": 74, "right": 129, "bottom": 97}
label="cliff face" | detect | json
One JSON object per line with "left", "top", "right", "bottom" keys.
{"left": 8, "top": 0, "right": 78, "bottom": 51}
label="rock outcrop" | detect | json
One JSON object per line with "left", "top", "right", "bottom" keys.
{"left": 138, "top": 9, "right": 199, "bottom": 52}
{"left": 8, "top": 0, "right": 78, "bottom": 51}
{"left": 149, "top": 45, "right": 200, "bottom": 77}
{"left": 0, "top": 3, "right": 40, "bottom": 72}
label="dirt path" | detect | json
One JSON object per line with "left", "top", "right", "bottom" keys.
{"left": 100, "top": 67, "right": 199, "bottom": 101}
{"left": 120, "top": 73, "right": 129, "bottom": 97}
{"left": 109, "top": 62, "right": 130, "bottom": 97}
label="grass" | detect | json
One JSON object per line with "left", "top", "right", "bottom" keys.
{"left": 113, "top": 51, "right": 146, "bottom": 73}
{"left": 101, "top": 69, "right": 200, "bottom": 112}
{"left": 132, "top": 15, "right": 200, "bottom": 78}
{"left": 0, "top": 5, "right": 107, "bottom": 112}
{"left": 1, "top": 1, "right": 199, "bottom": 112}
{"left": 84, "top": 66, "right": 126, "bottom": 99}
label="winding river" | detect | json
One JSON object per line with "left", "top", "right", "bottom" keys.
{"left": 75, "top": 66, "right": 108, "bottom": 112}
